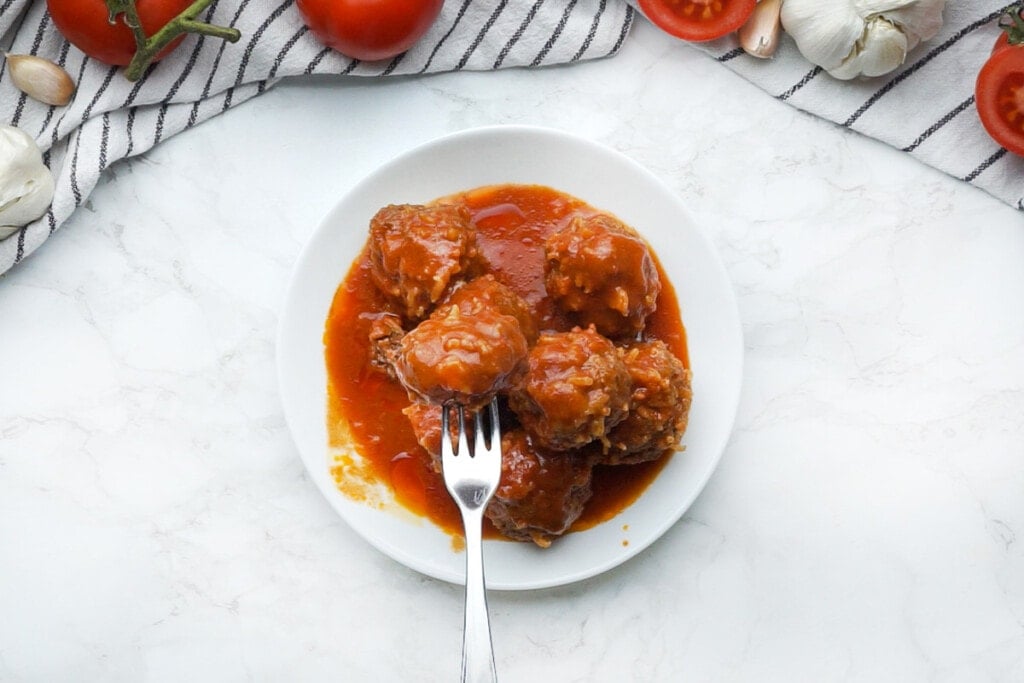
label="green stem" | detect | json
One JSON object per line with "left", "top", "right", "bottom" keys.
{"left": 105, "top": 0, "right": 241, "bottom": 81}
{"left": 1000, "top": 4, "right": 1024, "bottom": 46}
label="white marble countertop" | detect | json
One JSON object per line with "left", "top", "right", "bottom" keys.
{"left": 2, "top": 18, "right": 1023, "bottom": 682}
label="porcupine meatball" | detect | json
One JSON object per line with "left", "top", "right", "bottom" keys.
{"left": 484, "top": 429, "right": 594, "bottom": 547}
{"left": 394, "top": 303, "right": 528, "bottom": 410}
{"left": 602, "top": 340, "right": 693, "bottom": 465}
{"left": 368, "top": 203, "right": 480, "bottom": 321}
{"left": 443, "top": 275, "right": 539, "bottom": 345}
{"left": 544, "top": 213, "right": 661, "bottom": 339}
{"left": 508, "top": 327, "right": 631, "bottom": 451}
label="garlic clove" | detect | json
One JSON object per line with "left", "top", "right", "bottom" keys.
{"left": 856, "top": 0, "right": 946, "bottom": 47}
{"left": 739, "top": 0, "right": 783, "bottom": 59}
{"left": 830, "top": 17, "right": 909, "bottom": 79}
{"left": 0, "top": 125, "right": 56, "bottom": 234}
{"left": 4, "top": 53, "right": 75, "bottom": 107}
{"left": 780, "top": 0, "right": 867, "bottom": 72}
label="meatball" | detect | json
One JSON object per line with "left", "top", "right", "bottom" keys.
{"left": 444, "top": 275, "right": 539, "bottom": 345}
{"left": 394, "top": 304, "right": 528, "bottom": 410}
{"left": 485, "top": 429, "right": 593, "bottom": 547}
{"left": 544, "top": 213, "right": 661, "bottom": 339}
{"left": 508, "top": 327, "right": 631, "bottom": 451}
{"left": 368, "top": 203, "right": 480, "bottom": 320}
{"left": 602, "top": 340, "right": 693, "bottom": 465}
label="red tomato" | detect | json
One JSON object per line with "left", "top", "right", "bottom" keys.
{"left": 47, "top": 0, "right": 190, "bottom": 66}
{"left": 296, "top": 0, "right": 445, "bottom": 62}
{"left": 638, "top": 0, "right": 757, "bottom": 42}
{"left": 976, "top": 44, "right": 1024, "bottom": 156}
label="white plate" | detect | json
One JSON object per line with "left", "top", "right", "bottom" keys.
{"left": 277, "top": 125, "right": 743, "bottom": 591}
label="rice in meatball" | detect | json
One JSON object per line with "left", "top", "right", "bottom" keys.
{"left": 508, "top": 326, "right": 631, "bottom": 451}
{"left": 394, "top": 303, "right": 528, "bottom": 410}
{"left": 368, "top": 203, "right": 480, "bottom": 321}
{"left": 544, "top": 213, "right": 660, "bottom": 339}
{"left": 484, "top": 429, "right": 593, "bottom": 547}
{"left": 602, "top": 339, "right": 692, "bottom": 465}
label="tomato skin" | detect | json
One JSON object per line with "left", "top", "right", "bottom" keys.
{"left": 993, "top": 33, "right": 1010, "bottom": 55}
{"left": 638, "top": 0, "right": 757, "bottom": 42}
{"left": 47, "top": 0, "right": 190, "bottom": 66}
{"left": 975, "top": 45, "right": 1024, "bottom": 157}
{"left": 296, "top": 0, "right": 445, "bottom": 62}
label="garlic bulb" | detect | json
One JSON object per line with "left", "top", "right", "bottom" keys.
{"left": 780, "top": 0, "right": 947, "bottom": 80}
{"left": 0, "top": 125, "right": 55, "bottom": 239}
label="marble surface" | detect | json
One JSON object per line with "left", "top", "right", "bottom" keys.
{"left": 2, "top": 18, "right": 1024, "bottom": 682}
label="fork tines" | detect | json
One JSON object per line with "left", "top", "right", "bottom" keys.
{"left": 440, "top": 400, "right": 500, "bottom": 459}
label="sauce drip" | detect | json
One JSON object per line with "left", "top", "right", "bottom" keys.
{"left": 324, "top": 184, "right": 689, "bottom": 540}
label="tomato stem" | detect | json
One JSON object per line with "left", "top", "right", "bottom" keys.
{"left": 104, "top": 0, "right": 241, "bottom": 81}
{"left": 1000, "top": 4, "right": 1024, "bottom": 46}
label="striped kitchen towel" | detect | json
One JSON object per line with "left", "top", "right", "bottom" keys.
{"left": 634, "top": 0, "right": 1023, "bottom": 211}
{"left": 0, "top": 0, "right": 634, "bottom": 275}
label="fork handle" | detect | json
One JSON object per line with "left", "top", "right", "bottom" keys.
{"left": 461, "top": 508, "right": 497, "bottom": 683}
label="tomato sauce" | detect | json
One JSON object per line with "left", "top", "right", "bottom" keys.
{"left": 324, "top": 184, "right": 689, "bottom": 540}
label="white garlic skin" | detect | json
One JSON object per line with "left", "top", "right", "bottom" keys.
{"left": 0, "top": 124, "right": 55, "bottom": 238}
{"left": 780, "top": 0, "right": 947, "bottom": 80}
{"left": 5, "top": 53, "right": 75, "bottom": 106}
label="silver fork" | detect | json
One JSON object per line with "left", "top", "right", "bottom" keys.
{"left": 441, "top": 399, "right": 502, "bottom": 683}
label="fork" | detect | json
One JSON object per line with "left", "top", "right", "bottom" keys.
{"left": 441, "top": 399, "right": 502, "bottom": 683}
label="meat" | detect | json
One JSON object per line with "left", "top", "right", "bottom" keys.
{"left": 402, "top": 402, "right": 445, "bottom": 471}
{"left": 368, "top": 203, "right": 480, "bottom": 321}
{"left": 370, "top": 276, "right": 533, "bottom": 410}
{"left": 443, "top": 275, "right": 539, "bottom": 345}
{"left": 508, "top": 327, "right": 631, "bottom": 451}
{"left": 394, "top": 303, "right": 528, "bottom": 410}
{"left": 484, "top": 429, "right": 593, "bottom": 548}
{"left": 367, "top": 312, "right": 404, "bottom": 379}
{"left": 603, "top": 340, "right": 693, "bottom": 465}
{"left": 353, "top": 193, "right": 691, "bottom": 548}
{"left": 544, "top": 213, "right": 661, "bottom": 339}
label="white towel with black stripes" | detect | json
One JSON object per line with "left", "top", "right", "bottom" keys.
{"left": 1, "top": 1, "right": 1020, "bottom": 275}
{"left": 658, "top": 0, "right": 1024, "bottom": 213}
{"left": 0, "top": 0, "right": 634, "bottom": 274}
